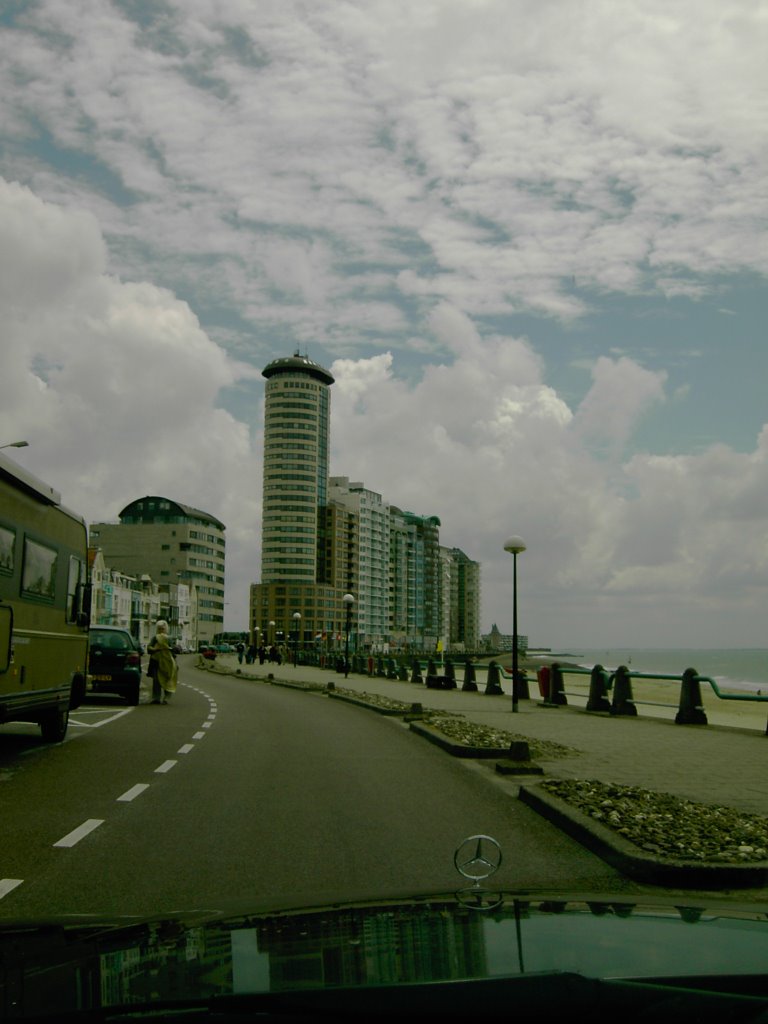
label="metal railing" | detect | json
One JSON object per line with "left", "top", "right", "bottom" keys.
{"left": 541, "top": 663, "right": 768, "bottom": 734}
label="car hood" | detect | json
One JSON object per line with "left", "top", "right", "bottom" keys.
{"left": 2, "top": 888, "right": 768, "bottom": 1019}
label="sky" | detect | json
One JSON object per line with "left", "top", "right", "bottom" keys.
{"left": 1, "top": 0, "right": 767, "bottom": 650}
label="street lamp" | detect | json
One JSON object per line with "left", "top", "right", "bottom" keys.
{"left": 269, "top": 620, "right": 275, "bottom": 648}
{"left": 503, "top": 536, "right": 527, "bottom": 713}
{"left": 0, "top": 441, "right": 29, "bottom": 450}
{"left": 342, "top": 593, "right": 354, "bottom": 677}
{"left": 292, "top": 612, "right": 301, "bottom": 666}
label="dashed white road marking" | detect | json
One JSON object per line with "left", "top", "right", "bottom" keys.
{"left": 192, "top": 731, "right": 206, "bottom": 739}
{"left": 178, "top": 743, "right": 194, "bottom": 754}
{"left": 202, "top": 721, "right": 213, "bottom": 729}
{"left": 117, "top": 783, "right": 149, "bottom": 802}
{"left": 0, "top": 879, "right": 23, "bottom": 900}
{"left": 155, "top": 760, "right": 177, "bottom": 774}
{"left": 54, "top": 819, "right": 104, "bottom": 848}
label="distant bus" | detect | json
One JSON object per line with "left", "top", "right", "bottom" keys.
{"left": 0, "top": 451, "right": 89, "bottom": 742}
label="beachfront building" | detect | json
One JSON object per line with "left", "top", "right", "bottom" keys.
{"left": 249, "top": 349, "right": 482, "bottom": 656}
{"left": 328, "top": 477, "right": 391, "bottom": 652}
{"left": 250, "top": 352, "right": 351, "bottom": 653}
{"left": 90, "top": 496, "right": 225, "bottom": 643}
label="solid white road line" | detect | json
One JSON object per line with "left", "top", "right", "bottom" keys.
{"left": 117, "top": 783, "right": 149, "bottom": 802}
{"left": 69, "top": 708, "right": 133, "bottom": 728}
{"left": 0, "top": 879, "right": 23, "bottom": 900}
{"left": 54, "top": 819, "right": 105, "bottom": 848}
{"left": 155, "top": 760, "right": 177, "bottom": 774}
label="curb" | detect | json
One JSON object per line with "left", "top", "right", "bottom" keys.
{"left": 519, "top": 783, "right": 768, "bottom": 889}
{"left": 326, "top": 691, "right": 422, "bottom": 717}
{"left": 409, "top": 720, "right": 522, "bottom": 760}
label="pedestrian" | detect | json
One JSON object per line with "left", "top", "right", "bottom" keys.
{"left": 147, "top": 619, "right": 178, "bottom": 704}
{"left": 237, "top": 641, "right": 245, "bottom": 665}
{"left": 258, "top": 644, "right": 266, "bottom": 665}
{"left": 246, "top": 643, "right": 256, "bottom": 665}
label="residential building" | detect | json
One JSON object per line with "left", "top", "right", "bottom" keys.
{"left": 250, "top": 352, "right": 350, "bottom": 652}
{"left": 90, "top": 496, "right": 225, "bottom": 644}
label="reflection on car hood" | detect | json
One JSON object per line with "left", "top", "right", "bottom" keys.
{"left": 2, "top": 890, "right": 768, "bottom": 1019}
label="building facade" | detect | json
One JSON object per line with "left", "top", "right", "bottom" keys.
{"left": 249, "top": 350, "right": 482, "bottom": 656}
{"left": 90, "top": 496, "right": 225, "bottom": 643}
{"left": 250, "top": 353, "right": 351, "bottom": 653}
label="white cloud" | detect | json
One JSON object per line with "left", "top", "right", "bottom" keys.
{"left": 2, "top": 1, "right": 767, "bottom": 646}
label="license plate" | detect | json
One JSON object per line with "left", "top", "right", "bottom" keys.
{"left": 93, "top": 675, "right": 113, "bottom": 681}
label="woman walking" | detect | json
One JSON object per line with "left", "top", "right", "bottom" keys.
{"left": 147, "top": 619, "right": 178, "bottom": 704}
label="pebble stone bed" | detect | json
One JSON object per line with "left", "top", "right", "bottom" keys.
{"left": 335, "top": 686, "right": 768, "bottom": 866}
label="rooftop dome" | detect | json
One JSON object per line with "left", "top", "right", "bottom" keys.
{"left": 262, "top": 351, "right": 334, "bottom": 385}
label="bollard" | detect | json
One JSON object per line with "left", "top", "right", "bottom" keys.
{"left": 485, "top": 660, "right": 503, "bottom": 695}
{"left": 462, "top": 660, "right": 478, "bottom": 692}
{"left": 541, "top": 663, "right": 567, "bottom": 706}
{"left": 610, "top": 665, "right": 637, "bottom": 716}
{"left": 676, "top": 667, "right": 708, "bottom": 725}
{"left": 515, "top": 669, "right": 530, "bottom": 700}
{"left": 444, "top": 659, "right": 457, "bottom": 690}
{"left": 398, "top": 661, "right": 409, "bottom": 680}
{"left": 386, "top": 657, "right": 398, "bottom": 679}
{"left": 586, "top": 664, "right": 612, "bottom": 712}
{"left": 411, "top": 657, "right": 423, "bottom": 684}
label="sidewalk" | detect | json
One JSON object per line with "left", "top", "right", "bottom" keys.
{"left": 209, "top": 654, "right": 768, "bottom": 818}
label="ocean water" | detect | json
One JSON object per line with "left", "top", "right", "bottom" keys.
{"left": 557, "top": 648, "right": 768, "bottom": 694}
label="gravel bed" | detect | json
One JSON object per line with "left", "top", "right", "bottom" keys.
{"left": 334, "top": 688, "right": 578, "bottom": 760}
{"left": 541, "top": 778, "right": 768, "bottom": 864}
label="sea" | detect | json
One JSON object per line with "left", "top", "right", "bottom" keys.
{"left": 547, "top": 648, "right": 768, "bottom": 695}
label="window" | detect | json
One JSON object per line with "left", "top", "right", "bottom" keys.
{"left": 22, "top": 538, "right": 57, "bottom": 599}
{"left": 0, "top": 525, "right": 15, "bottom": 574}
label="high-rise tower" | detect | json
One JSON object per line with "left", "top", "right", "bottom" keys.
{"left": 260, "top": 352, "right": 334, "bottom": 584}
{"left": 250, "top": 352, "right": 343, "bottom": 652}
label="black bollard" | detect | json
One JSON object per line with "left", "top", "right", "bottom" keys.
{"left": 462, "top": 660, "right": 478, "bottom": 692}
{"left": 610, "top": 665, "right": 637, "bottom": 716}
{"left": 485, "top": 660, "right": 503, "bottom": 695}
{"left": 676, "top": 667, "right": 708, "bottom": 725}
{"left": 542, "top": 663, "right": 567, "bottom": 706}
{"left": 586, "top": 664, "right": 612, "bottom": 712}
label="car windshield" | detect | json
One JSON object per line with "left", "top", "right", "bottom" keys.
{"left": 1, "top": 1, "right": 767, "bottom": 1016}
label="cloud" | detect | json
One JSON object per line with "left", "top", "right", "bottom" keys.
{"left": 0, "top": 177, "right": 260, "bottom": 612}
{"left": 2, "top": 2, "right": 767, "bottom": 647}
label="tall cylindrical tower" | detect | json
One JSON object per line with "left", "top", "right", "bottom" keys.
{"left": 260, "top": 352, "right": 334, "bottom": 584}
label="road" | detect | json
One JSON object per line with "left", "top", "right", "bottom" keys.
{"left": 0, "top": 658, "right": 635, "bottom": 920}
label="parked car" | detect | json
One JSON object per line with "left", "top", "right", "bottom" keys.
{"left": 88, "top": 626, "right": 143, "bottom": 705}
{"left": 199, "top": 646, "right": 216, "bottom": 660}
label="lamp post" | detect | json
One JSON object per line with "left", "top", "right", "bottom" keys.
{"left": 342, "top": 593, "right": 354, "bottom": 677}
{"left": 0, "top": 441, "right": 29, "bottom": 450}
{"left": 269, "top": 620, "right": 275, "bottom": 649}
{"left": 503, "top": 536, "right": 526, "bottom": 713}
{"left": 292, "top": 612, "right": 301, "bottom": 666}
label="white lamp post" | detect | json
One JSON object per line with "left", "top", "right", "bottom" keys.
{"left": 504, "top": 536, "right": 527, "bottom": 713}
{"left": 342, "top": 594, "right": 354, "bottom": 677}
{"left": 292, "top": 612, "right": 301, "bottom": 666}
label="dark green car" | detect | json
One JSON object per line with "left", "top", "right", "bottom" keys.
{"left": 87, "top": 626, "right": 143, "bottom": 705}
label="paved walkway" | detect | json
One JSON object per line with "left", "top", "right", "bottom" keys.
{"left": 207, "top": 655, "right": 768, "bottom": 818}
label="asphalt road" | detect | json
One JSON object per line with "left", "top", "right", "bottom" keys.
{"left": 0, "top": 658, "right": 637, "bottom": 920}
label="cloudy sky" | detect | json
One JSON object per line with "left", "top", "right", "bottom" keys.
{"left": 2, "top": 0, "right": 767, "bottom": 650}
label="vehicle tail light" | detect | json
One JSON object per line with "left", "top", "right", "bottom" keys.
{"left": 127, "top": 653, "right": 140, "bottom": 666}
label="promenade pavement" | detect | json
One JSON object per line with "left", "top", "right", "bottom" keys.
{"left": 207, "top": 654, "right": 768, "bottom": 819}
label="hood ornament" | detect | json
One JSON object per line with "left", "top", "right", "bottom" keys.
{"left": 454, "top": 835, "right": 503, "bottom": 911}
